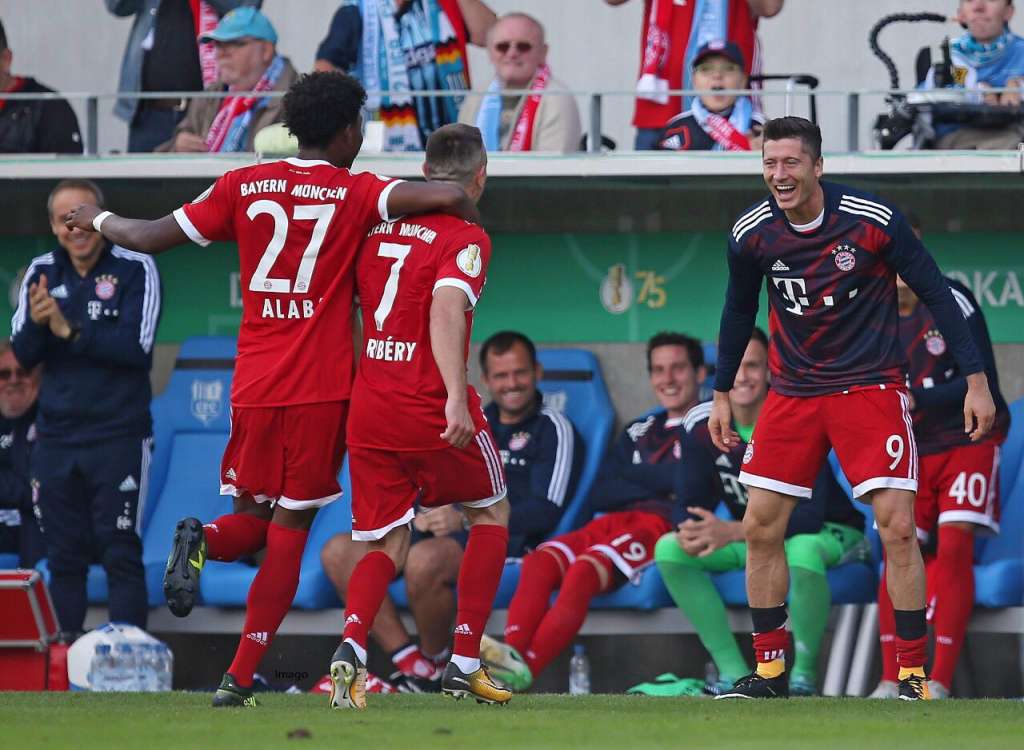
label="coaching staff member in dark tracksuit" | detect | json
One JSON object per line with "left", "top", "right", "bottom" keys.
{"left": 11, "top": 178, "right": 161, "bottom": 636}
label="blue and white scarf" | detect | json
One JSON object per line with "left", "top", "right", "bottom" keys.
{"left": 682, "top": 0, "right": 728, "bottom": 109}
{"left": 691, "top": 96, "right": 753, "bottom": 150}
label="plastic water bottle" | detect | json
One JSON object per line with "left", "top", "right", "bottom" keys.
{"left": 88, "top": 643, "right": 115, "bottom": 692}
{"left": 156, "top": 643, "right": 174, "bottom": 692}
{"left": 136, "top": 643, "right": 159, "bottom": 692}
{"left": 113, "top": 641, "right": 140, "bottom": 691}
{"left": 568, "top": 644, "right": 591, "bottom": 695}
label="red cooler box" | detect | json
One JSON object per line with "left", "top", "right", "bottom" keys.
{"left": 0, "top": 569, "right": 63, "bottom": 690}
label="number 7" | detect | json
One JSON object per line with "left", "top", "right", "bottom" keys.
{"left": 373, "top": 242, "right": 412, "bottom": 331}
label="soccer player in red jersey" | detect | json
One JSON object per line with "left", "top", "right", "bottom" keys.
{"left": 871, "top": 217, "right": 1010, "bottom": 699}
{"left": 64, "top": 72, "right": 481, "bottom": 707}
{"left": 329, "top": 123, "right": 511, "bottom": 710}
{"left": 709, "top": 117, "right": 996, "bottom": 701}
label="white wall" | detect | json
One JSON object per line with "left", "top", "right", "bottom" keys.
{"left": 1, "top": 0, "right": 964, "bottom": 152}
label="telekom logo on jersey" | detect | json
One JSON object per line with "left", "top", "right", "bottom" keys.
{"left": 772, "top": 277, "right": 859, "bottom": 316}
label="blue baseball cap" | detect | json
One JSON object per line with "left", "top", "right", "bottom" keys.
{"left": 692, "top": 40, "right": 745, "bottom": 69}
{"left": 199, "top": 7, "right": 278, "bottom": 45}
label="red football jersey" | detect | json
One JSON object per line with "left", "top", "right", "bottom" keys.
{"left": 347, "top": 213, "right": 491, "bottom": 451}
{"left": 173, "top": 157, "right": 401, "bottom": 407}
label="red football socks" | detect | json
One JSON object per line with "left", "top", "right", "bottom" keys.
{"left": 453, "top": 524, "right": 509, "bottom": 659}
{"left": 929, "top": 525, "right": 975, "bottom": 689}
{"left": 894, "top": 607, "right": 928, "bottom": 673}
{"left": 204, "top": 513, "right": 270, "bottom": 561}
{"left": 522, "top": 560, "right": 603, "bottom": 676}
{"left": 342, "top": 550, "right": 396, "bottom": 651}
{"left": 227, "top": 523, "right": 308, "bottom": 687}
{"left": 876, "top": 567, "right": 899, "bottom": 683}
{"left": 392, "top": 643, "right": 438, "bottom": 679}
{"left": 504, "top": 549, "right": 565, "bottom": 654}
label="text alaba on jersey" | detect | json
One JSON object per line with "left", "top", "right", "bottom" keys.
{"left": 173, "top": 157, "right": 402, "bottom": 407}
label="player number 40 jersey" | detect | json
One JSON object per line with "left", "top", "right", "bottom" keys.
{"left": 347, "top": 213, "right": 492, "bottom": 452}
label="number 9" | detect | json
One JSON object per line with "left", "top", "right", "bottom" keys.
{"left": 885, "top": 435, "right": 904, "bottom": 471}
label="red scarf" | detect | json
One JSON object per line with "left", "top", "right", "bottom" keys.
{"left": 0, "top": 77, "right": 26, "bottom": 112}
{"left": 437, "top": 0, "right": 471, "bottom": 87}
{"left": 204, "top": 58, "right": 280, "bottom": 152}
{"left": 189, "top": 0, "right": 221, "bottom": 87}
{"left": 508, "top": 64, "right": 551, "bottom": 152}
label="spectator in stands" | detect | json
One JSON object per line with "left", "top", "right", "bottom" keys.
{"left": 656, "top": 41, "right": 765, "bottom": 151}
{"left": 605, "top": 0, "right": 784, "bottom": 150}
{"left": 314, "top": 0, "right": 496, "bottom": 151}
{"left": 320, "top": 330, "right": 580, "bottom": 692}
{"left": 157, "top": 7, "right": 297, "bottom": 152}
{"left": 0, "top": 19, "right": 82, "bottom": 153}
{"left": 626, "top": 329, "right": 867, "bottom": 697}
{"left": 479, "top": 332, "right": 703, "bottom": 692}
{"left": 11, "top": 179, "right": 161, "bottom": 638}
{"left": 871, "top": 216, "right": 1010, "bottom": 699}
{"left": 0, "top": 339, "right": 44, "bottom": 569}
{"left": 922, "top": 0, "right": 1024, "bottom": 149}
{"left": 458, "top": 13, "right": 582, "bottom": 153}
{"left": 107, "top": 1, "right": 260, "bottom": 153}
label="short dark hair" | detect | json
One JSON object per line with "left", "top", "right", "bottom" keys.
{"left": 282, "top": 72, "right": 366, "bottom": 149}
{"left": 47, "top": 178, "right": 105, "bottom": 220}
{"left": 425, "top": 124, "right": 486, "bottom": 186}
{"left": 749, "top": 326, "right": 769, "bottom": 350}
{"left": 763, "top": 116, "right": 822, "bottom": 161}
{"left": 0, "top": 19, "right": 7, "bottom": 51}
{"left": 479, "top": 330, "right": 537, "bottom": 373}
{"left": 646, "top": 331, "right": 704, "bottom": 373}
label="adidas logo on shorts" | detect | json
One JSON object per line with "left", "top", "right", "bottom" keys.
{"left": 118, "top": 475, "right": 138, "bottom": 492}
{"left": 225, "top": 468, "right": 237, "bottom": 480}
{"left": 454, "top": 623, "right": 473, "bottom": 636}
{"left": 246, "top": 631, "right": 269, "bottom": 646}
{"left": 771, "top": 259, "right": 790, "bottom": 272}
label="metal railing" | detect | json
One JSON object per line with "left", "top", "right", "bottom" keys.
{"left": 3, "top": 85, "right": 1023, "bottom": 156}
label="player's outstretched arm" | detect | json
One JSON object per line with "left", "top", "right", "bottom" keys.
{"left": 708, "top": 390, "right": 739, "bottom": 452}
{"left": 64, "top": 204, "right": 189, "bottom": 255}
{"left": 430, "top": 286, "right": 475, "bottom": 449}
{"left": 963, "top": 371, "right": 996, "bottom": 442}
{"left": 386, "top": 181, "right": 481, "bottom": 225}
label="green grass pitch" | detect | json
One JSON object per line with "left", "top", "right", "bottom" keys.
{"left": 2, "top": 692, "right": 1020, "bottom": 750}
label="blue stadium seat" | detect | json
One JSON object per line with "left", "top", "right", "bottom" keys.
{"left": 974, "top": 397, "right": 1024, "bottom": 607}
{"left": 140, "top": 337, "right": 236, "bottom": 607}
{"left": 997, "top": 398, "right": 1024, "bottom": 499}
{"left": 0, "top": 553, "right": 20, "bottom": 569}
{"left": 592, "top": 565, "right": 674, "bottom": 610}
{"left": 536, "top": 348, "right": 615, "bottom": 536}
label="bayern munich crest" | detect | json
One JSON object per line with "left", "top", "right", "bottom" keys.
{"left": 743, "top": 440, "right": 754, "bottom": 465}
{"left": 832, "top": 244, "right": 856, "bottom": 272}
{"left": 94, "top": 274, "right": 118, "bottom": 300}
{"left": 925, "top": 330, "right": 946, "bottom": 356}
{"left": 508, "top": 431, "right": 531, "bottom": 452}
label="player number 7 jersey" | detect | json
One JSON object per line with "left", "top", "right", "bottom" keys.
{"left": 347, "top": 213, "right": 492, "bottom": 452}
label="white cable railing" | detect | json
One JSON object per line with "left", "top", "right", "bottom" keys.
{"left": 4, "top": 86, "right": 1024, "bottom": 155}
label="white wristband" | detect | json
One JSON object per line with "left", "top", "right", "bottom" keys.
{"left": 92, "top": 211, "right": 113, "bottom": 233}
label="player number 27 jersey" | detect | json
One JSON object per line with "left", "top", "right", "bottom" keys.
{"left": 347, "top": 213, "right": 492, "bottom": 451}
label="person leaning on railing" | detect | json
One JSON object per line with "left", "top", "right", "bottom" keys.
{"left": 157, "top": 7, "right": 297, "bottom": 153}
{"left": 313, "top": 0, "right": 497, "bottom": 152}
{"left": 457, "top": 13, "right": 582, "bottom": 153}
{"left": 0, "top": 18, "right": 82, "bottom": 154}
{"left": 106, "top": 0, "right": 262, "bottom": 153}
{"left": 921, "top": 0, "right": 1024, "bottom": 149}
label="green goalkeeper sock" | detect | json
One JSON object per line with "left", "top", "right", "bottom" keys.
{"left": 657, "top": 560, "right": 748, "bottom": 682}
{"left": 789, "top": 567, "right": 830, "bottom": 683}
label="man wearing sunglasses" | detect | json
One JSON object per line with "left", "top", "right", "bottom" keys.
{"left": 0, "top": 340, "right": 43, "bottom": 569}
{"left": 458, "top": 13, "right": 582, "bottom": 152}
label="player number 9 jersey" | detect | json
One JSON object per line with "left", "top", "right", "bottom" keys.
{"left": 347, "top": 213, "right": 492, "bottom": 451}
